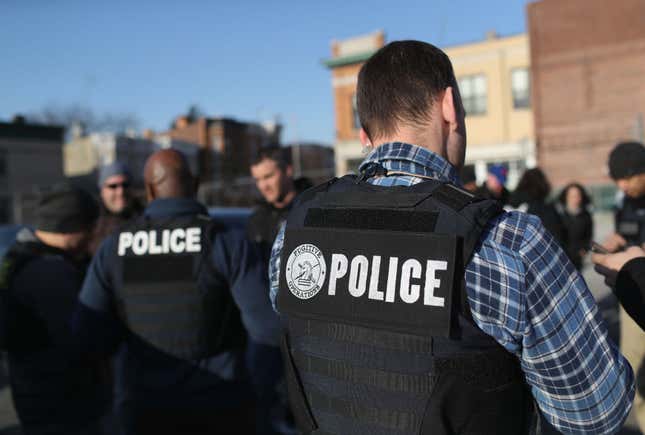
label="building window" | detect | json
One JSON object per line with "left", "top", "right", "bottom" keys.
{"left": 458, "top": 74, "right": 487, "bottom": 116}
{"left": 352, "top": 94, "right": 360, "bottom": 130}
{"left": 511, "top": 68, "right": 530, "bottom": 109}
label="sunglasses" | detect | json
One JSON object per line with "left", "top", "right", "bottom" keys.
{"left": 105, "top": 182, "right": 131, "bottom": 190}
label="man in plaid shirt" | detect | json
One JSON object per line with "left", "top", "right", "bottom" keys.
{"left": 270, "top": 41, "right": 634, "bottom": 434}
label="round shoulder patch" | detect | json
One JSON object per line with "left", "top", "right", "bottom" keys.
{"left": 285, "top": 243, "right": 326, "bottom": 300}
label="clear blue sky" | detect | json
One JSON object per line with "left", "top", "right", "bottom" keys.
{"left": 1, "top": 0, "right": 531, "bottom": 145}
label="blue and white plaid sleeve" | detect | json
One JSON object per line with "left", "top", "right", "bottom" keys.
{"left": 467, "top": 212, "right": 635, "bottom": 434}
{"left": 268, "top": 222, "right": 286, "bottom": 312}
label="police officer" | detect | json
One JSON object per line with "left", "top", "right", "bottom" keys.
{"left": 269, "top": 41, "right": 634, "bottom": 434}
{"left": 0, "top": 185, "right": 109, "bottom": 435}
{"left": 73, "top": 149, "right": 283, "bottom": 435}
{"left": 604, "top": 141, "right": 645, "bottom": 250}
{"left": 601, "top": 141, "right": 645, "bottom": 432}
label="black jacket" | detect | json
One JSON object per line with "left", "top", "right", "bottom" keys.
{"left": 558, "top": 207, "right": 593, "bottom": 270}
{"left": 1, "top": 229, "right": 108, "bottom": 430}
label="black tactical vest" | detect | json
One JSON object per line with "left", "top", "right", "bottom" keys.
{"left": 278, "top": 175, "right": 535, "bottom": 435}
{"left": 114, "top": 214, "right": 245, "bottom": 360}
{"left": 615, "top": 195, "right": 645, "bottom": 245}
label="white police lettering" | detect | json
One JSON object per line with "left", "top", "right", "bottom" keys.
{"left": 323, "top": 253, "right": 448, "bottom": 306}
{"left": 348, "top": 255, "right": 369, "bottom": 297}
{"left": 117, "top": 227, "right": 202, "bottom": 256}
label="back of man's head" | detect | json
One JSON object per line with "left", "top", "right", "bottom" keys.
{"left": 357, "top": 40, "right": 456, "bottom": 141}
{"left": 143, "top": 149, "right": 195, "bottom": 200}
{"left": 36, "top": 184, "right": 99, "bottom": 234}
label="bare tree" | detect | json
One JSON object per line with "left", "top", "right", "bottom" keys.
{"left": 27, "top": 103, "right": 140, "bottom": 135}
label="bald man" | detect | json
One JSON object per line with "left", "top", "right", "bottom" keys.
{"left": 72, "top": 150, "right": 283, "bottom": 435}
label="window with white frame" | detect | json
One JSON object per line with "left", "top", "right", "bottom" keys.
{"left": 511, "top": 68, "right": 530, "bottom": 109}
{"left": 458, "top": 74, "right": 487, "bottom": 116}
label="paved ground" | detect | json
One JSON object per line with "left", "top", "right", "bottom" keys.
{"left": 0, "top": 211, "right": 641, "bottom": 434}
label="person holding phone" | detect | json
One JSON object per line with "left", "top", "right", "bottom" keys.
{"left": 593, "top": 245, "right": 645, "bottom": 330}
{"left": 599, "top": 141, "right": 645, "bottom": 432}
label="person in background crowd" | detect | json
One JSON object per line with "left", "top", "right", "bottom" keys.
{"left": 508, "top": 168, "right": 566, "bottom": 245}
{"left": 248, "top": 146, "right": 298, "bottom": 261}
{"left": 89, "top": 162, "right": 143, "bottom": 254}
{"left": 557, "top": 183, "right": 593, "bottom": 270}
{"left": 601, "top": 141, "right": 645, "bottom": 432}
{"left": 270, "top": 40, "right": 634, "bottom": 434}
{"left": 0, "top": 185, "right": 109, "bottom": 435}
{"left": 73, "top": 150, "right": 284, "bottom": 435}
{"left": 460, "top": 165, "right": 477, "bottom": 193}
{"left": 476, "top": 163, "right": 510, "bottom": 205}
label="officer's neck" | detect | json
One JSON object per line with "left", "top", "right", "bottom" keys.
{"left": 373, "top": 124, "right": 446, "bottom": 158}
{"left": 34, "top": 230, "right": 78, "bottom": 253}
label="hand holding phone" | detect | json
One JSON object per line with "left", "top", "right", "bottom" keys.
{"left": 590, "top": 242, "right": 610, "bottom": 254}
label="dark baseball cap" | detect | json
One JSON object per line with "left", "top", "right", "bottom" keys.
{"left": 608, "top": 141, "right": 645, "bottom": 180}
{"left": 35, "top": 184, "right": 99, "bottom": 233}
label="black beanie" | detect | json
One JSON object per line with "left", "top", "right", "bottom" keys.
{"left": 608, "top": 141, "right": 645, "bottom": 180}
{"left": 35, "top": 185, "right": 99, "bottom": 233}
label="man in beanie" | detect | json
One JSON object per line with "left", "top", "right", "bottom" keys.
{"left": 601, "top": 140, "right": 645, "bottom": 432}
{"left": 476, "top": 163, "right": 510, "bottom": 205}
{"left": 0, "top": 185, "right": 110, "bottom": 434}
{"left": 89, "top": 161, "right": 143, "bottom": 254}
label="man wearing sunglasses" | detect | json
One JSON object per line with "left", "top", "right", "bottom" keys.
{"left": 89, "top": 162, "right": 143, "bottom": 254}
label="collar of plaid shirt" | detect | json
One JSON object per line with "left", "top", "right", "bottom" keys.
{"left": 357, "top": 142, "right": 462, "bottom": 185}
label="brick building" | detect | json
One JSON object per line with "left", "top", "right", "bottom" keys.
{"left": 166, "top": 115, "right": 282, "bottom": 182}
{"left": 528, "top": 0, "right": 645, "bottom": 195}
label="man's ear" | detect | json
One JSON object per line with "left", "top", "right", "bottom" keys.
{"left": 145, "top": 183, "right": 155, "bottom": 203}
{"left": 441, "top": 86, "right": 458, "bottom": 132}
{"left": 285, "top": 164, "right": 293, "bottom": 178}
{"left": 359, "top": 128, "right": 372, "bottom": 147}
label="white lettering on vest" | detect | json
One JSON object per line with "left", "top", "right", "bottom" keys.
{"left": 117, "top": 227, "right": 202, "bottom": 256}
{"left": 424, "top": 260, "right": 447, "bottom": 307}
{"left": 118, "top": 232, "right": 133, "bottom": 256}
{"left": 400, "top": 259, "right": 422, "bottom": 304}
{"left": 368, "top": 255, "right": 383, "bottom": 301}
{"left": 385, "top": 257, "right": 398, "bottom": 303}
{"left": 162, "top": 229, "right": 171, "bottom": 254}
{"left": 321, "top": 253, "right": 449, "bottom": 306}
{"left": 328, "top": 253, "right": 348, "bottom": 295}
{"left": 132, "top": 231, "right": 149, "bottom": 256}
{"left": 149, "top": 231, "right": 162, "bottom": 255}
{"left": 170, "top": 229, "right": 186, "bottom": 253}
{"left": 348, "top": 255, "right": 369, "bottom": 297}
{"left": 185, "top": 227, "right": 202, "bottom": 252}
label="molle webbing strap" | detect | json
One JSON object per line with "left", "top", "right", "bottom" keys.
{"left": 304, "top": 208, "right": 438, "bottom": 233}
{"left": 292, "top": 351, "right": 436, "bottom": 395}
{"left": 305, "top": 388, "right": 421, "bottom": 432}
{"left": 288, "top": 317, "right": 432, "bottom": 354}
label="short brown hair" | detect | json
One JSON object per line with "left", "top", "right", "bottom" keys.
{"left": 251, "top": 145, "right": 292, "bottom": 170}
{"left": 357, "top": 40, "right": 456, "bottom": 139}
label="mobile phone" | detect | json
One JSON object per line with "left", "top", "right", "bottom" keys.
{"left": 590, "top": 242, "right": 610, "bottom": 254}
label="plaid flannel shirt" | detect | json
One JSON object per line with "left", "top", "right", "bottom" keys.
{"left": 269, "top": 142, "right": 634, "bottom": 434}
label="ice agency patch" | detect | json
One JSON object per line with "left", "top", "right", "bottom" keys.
{"left": 285, "top": 243, "right": 327, "bottom": 299}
